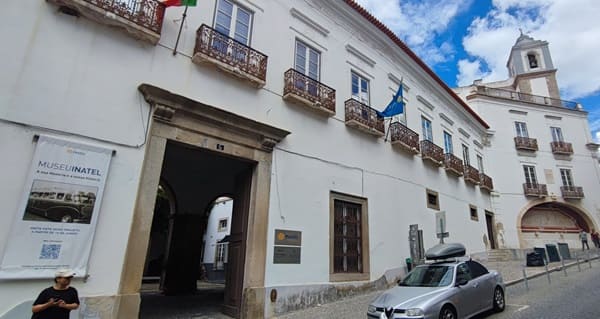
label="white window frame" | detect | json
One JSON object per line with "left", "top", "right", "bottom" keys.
{"left": 214, "top": 242, "right": 229, "bottom": 270}
{"left": 523, "top": 165, "right": 538, "bottom": 186}
{"left": 422, "top": 117, "right": 433, "bottom": 142}
{"left": 560, "top": 168, "right": 574, "bottom": 187}
{"left": 476, "top": 154, "right": 484, "bottom": 173}
{"left": 551, "top": 127, "right": 564, "bottom": 142}
{"left": 351, "top": 72, "right": 370, "bottom": 105}
{"left": 443, "top": 131, "right": 453, "bottom": 154}
{"left": 462, "top": 144, "right": 470, "bottom": 166}
{"left": 218, "top": 218, "right": 228, "bottom": 232}
{"left": 515, "top": 122, "right": 529, "bottom": 138}
{"left": 214, "top": 0, "right": 253, "bottom": 45}
{"left": 295, "top": 40, "right": 320, "bottom": 81}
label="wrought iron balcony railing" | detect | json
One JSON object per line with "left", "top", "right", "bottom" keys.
{"left": 514, "top": 137, "right": 538, "bottom": 151}
{"left": 47, "top": 0, "right": 166, "bottom": 44}
{"left": 389, "top": 122, "right": 420, "bottom": 154}
{"left": 283, "top": 69, "right": 336, "bottom": 116}
{"left": 193, "top": 24, "right": 268, "bottom": 87}
{"left": 464, "top": 165, "right": 480, "bottom": 185}
{"left": 444, "top": 153, "right": 464, "bottom": 176}
{"left": 561, "top": 186, "right": 584, "bottom": 199}
{"left": 550, "top": 141, "right": 574, "bottom": 155}
{"left": 472, "top": 86, "right": 581, "bottom": 110}
{"left": 420, "top": 140, "right": 444, "bottom": 165}
{"left": 479, "top": 173, "right": 494, "bottom": 191}
{"left": 523, "top": 183, "right": 548, "bottom": 197}
{"left": 344, "top": 99, "right": 385, "bottom": 136}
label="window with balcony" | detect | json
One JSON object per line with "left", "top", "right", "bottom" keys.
{"left": 476, "top": 154, "right": 484, "bottom": 173}
{"left": 559, "top": 168, "right": 584, "bottom": 198}
{"left": 215, "top": 0, "right": 252, "bottom": 45}
{"left": 292, "top": 40, "right": 321, "bottom": 98}
{"left": 524, "top": 165, "right": 538, "bottom": 186}
{"left": 351, "top": 72, "right": 370, "bottom": 105}
{"left": 462, "top": 144, "right": 470, "bottom": 166}
{"left": 560, "top": 169, "right": 574, "bottom": 187}
{"left": 515, "top": 122, "right": 529, "bottom": 137}
{"left": 330, "top": 192, "right": 370, "bottom": 281}
{"left": 422, "top": 117, "right": 433, "bottom": 142}
{"left": 551, "top": 127, "right": 564, "bottom": 142}
{"left": 443, "top": 131, "right": 453, "bottom": 154}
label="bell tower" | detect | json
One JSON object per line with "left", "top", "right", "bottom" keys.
{"left": 506, "top": 31, "right": 560, "bottom": 99}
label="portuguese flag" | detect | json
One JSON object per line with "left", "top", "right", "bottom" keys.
{"left": 163, "top": 0, "right": 197, "bottom": 6}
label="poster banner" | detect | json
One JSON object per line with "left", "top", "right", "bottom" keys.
{"left": 0, "top": 135, "right": 113, "bottom": 279}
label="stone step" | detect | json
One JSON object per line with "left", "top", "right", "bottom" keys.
{"left": 486, "top": 249, "right": 515, "bottom": 261}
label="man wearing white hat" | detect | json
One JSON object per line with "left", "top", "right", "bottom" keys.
{"left": 31, "top": 269, "right": 80, "bottom": 319}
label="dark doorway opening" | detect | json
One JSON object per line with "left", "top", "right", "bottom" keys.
{"left": 139, "top": 141, "right": 255, "bottom": 319}
{"left": 485, "top": 211, "right": 496, "bottom": 249}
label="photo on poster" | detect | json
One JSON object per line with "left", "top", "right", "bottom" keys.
{"left": 22, "top": 180, "right": 98, "bottom": 224}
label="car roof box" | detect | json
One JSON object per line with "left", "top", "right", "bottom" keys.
{"left": 425, "top": 243, "right": 466, "bottom": 260}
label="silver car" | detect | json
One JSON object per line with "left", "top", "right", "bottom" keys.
{"left": 367, "top": 245, "right": 505, "bottom": 319}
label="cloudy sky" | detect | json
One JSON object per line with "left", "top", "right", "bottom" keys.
{"left": 354, "top": 0, "right": 600, "bottom": 141}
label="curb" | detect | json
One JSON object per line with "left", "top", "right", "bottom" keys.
{"left": 505, "top": 256, "right": 599, "bottom": 286}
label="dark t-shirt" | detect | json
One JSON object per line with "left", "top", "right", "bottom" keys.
{"left": 32, "top": 286, "right": 79, "bottom": 319}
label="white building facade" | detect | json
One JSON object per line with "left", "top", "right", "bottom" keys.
{"left": 0, "top": 1, "right": 522, "bottom": 318}
{"left": 455, "top": 34, "right": 600, "bottom": 252}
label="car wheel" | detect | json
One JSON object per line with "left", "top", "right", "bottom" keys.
{"left": 60, "top": 214, "right": 73, "bottom": 223}
{"left": 439, "top": 306, "right": 456, "bottom": 319}
{"left": 493, "top": 287, "right": 505, "bottom": 312}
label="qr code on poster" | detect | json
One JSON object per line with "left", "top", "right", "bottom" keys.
{"left": 40, "top": 244, "right": 61, "bottom": 260}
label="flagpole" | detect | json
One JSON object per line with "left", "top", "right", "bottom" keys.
{"left": 172, "top": 5, "right": 188, "bottom": 56}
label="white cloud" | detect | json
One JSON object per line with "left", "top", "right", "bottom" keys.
{"left": 457, "top": 0, "right": 600, "bottom": 100}
{"left": 354, "top": 0, "right": 471, "bottom": 65}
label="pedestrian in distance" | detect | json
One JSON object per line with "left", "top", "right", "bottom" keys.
{"left": 31, "top": 269, "right": 80, "bottom": 319}
{"left": 592, "top": 229, "right": 600, "bottom": 248}
{"left": 580, "top": 230, "right": 590, "bottom": 251}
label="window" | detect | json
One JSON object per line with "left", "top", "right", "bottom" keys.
{"left": 218, "top": 218, "right": 228, "bottom": 232}
{"left": 295, "top": 41, "right": 320, "bottom": 81}
{"left": 527, "top": 53, "right": 538, "bottom": 68}
{"left": 456, "top": 263, "right": 472, "bottom": 282}
{"left": 462, "top": 144, "right": 470, "bottom": 166}
{"left": 466, "top": 260, "right": 489, "bottom": 278}
{"left": 330, "top": 192, "right": 370, "bottom": 281}
{"left": 560, "top": 168, "right": 574, "bottom": 187}
{"left": 422, "top": 117, "right": 433, "bottom": 142}
{"left": 351, "top": 72, "right": 369, "bottom": 105}
{"left": 215, "top": 0, "right": 252, "bottom": 45}
{"left": 426, "top": 189, "right": 439, "bottom": 210}
{"left": 214, "top": 242, "right": 228, "bottom": 270}
{"left": 443, "top": 131, "right": 453, "bottom": 154}
{"left": 469, "top": 205, "right": 478, "bottom": 221}
{"left": 476, "top": 154, "right": 484, "bottom": 173}
{"left": 523, "top": 165, "right": 538, "bottom": 186}
{"left": 515, "top": 122, "right": 529, "bottom": 137}
{"left": 551, "top": 127, "right": 564, "bottom": 142}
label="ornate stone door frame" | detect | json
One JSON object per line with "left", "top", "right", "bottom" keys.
{"left": 117, "top": 84, "right": 289, "bottom": 319}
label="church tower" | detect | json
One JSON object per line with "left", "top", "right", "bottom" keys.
{"left": 506, "top": 32, "right": 560, "bottom": 99}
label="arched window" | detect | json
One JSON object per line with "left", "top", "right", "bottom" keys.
{"left": 527, "top": 53, "right": 538, "bottom": 69}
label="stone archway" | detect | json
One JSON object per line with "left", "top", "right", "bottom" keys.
{"left": 518, "top": 200, "right": 596, "bottom": 249}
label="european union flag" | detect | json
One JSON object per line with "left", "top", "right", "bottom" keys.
{"left": 377, "top": 83, "right": 404, "bottom": 117}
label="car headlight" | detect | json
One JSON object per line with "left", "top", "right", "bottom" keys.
{"left": 367, "top": 305, "right": 376, "bottom": 313}
{"left": 405, "top": 308, "right": 424, "bottom": 317}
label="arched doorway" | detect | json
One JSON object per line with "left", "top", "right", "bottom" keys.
{"left": 519, "top": 201, "right": 595, "bottom": 249}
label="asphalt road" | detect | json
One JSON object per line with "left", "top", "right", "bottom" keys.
{"left": 277, "top": 262, "right": 600, "bottom": 319}
{"left": 480, "top": 262, "right": 600, "bottom": 319}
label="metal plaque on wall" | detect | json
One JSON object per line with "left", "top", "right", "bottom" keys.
{"left": 274, "top": 229, "right": 302, "bottom": 246}
{"left": 273, "top": 246, "right": 301, "bottom": 264}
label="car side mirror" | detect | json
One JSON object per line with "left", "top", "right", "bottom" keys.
{"left": 456, "top": 278, "right": 468, "bottom": 286}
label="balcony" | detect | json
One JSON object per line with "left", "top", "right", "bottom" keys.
{"left": 47, "top": 0, "right": 166, "bottom": 44}
{"left": 523, "top": 183, "right": 548, "bottom": 197}
{"left": 283, "top": 69, "right": 336, "bottom": 116}
{"left": 479, "top": 173, "right": 494, "bottom": 191}
{"left": 444, "top": 154, "right": 464, "bottom": 176}
{"left": 464, "top": 165, "right": 480, "bottom": 185}
{"left": 389, "top": 122, "right": 420, "bottom": 154}
{"left": 514, "top": 137, "right": 538, "bottom": 151}
{"left": 192, "top": 24, "right": 268, "bottom": 88}
{"left": 550, "top": 141, "right": 574, "bottom": 155}
{"left": 344, "top": 99, "right": 385, "bottom": 137}
{"left": 420, "top": 140, "right": 444, "bottom": 166}
{"left": 561, "top": 186, "right": 584, "bottom": 199}
{"left": 470, "top": 86, "right": 581, "bottom": 110}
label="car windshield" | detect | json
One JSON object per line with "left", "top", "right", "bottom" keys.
{"left": 399, "top": 265, "right": 454, "bottom": 287}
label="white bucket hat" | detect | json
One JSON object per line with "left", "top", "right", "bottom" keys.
{"left": 55, "top": 269, "right": 76, "bottom": 278}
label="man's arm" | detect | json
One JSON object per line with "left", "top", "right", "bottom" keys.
{"left": 32, "top": 299, "right": 58, "bottom": 313}
{"left": 57, "top": 300, "right": 79, "bottom": 310}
